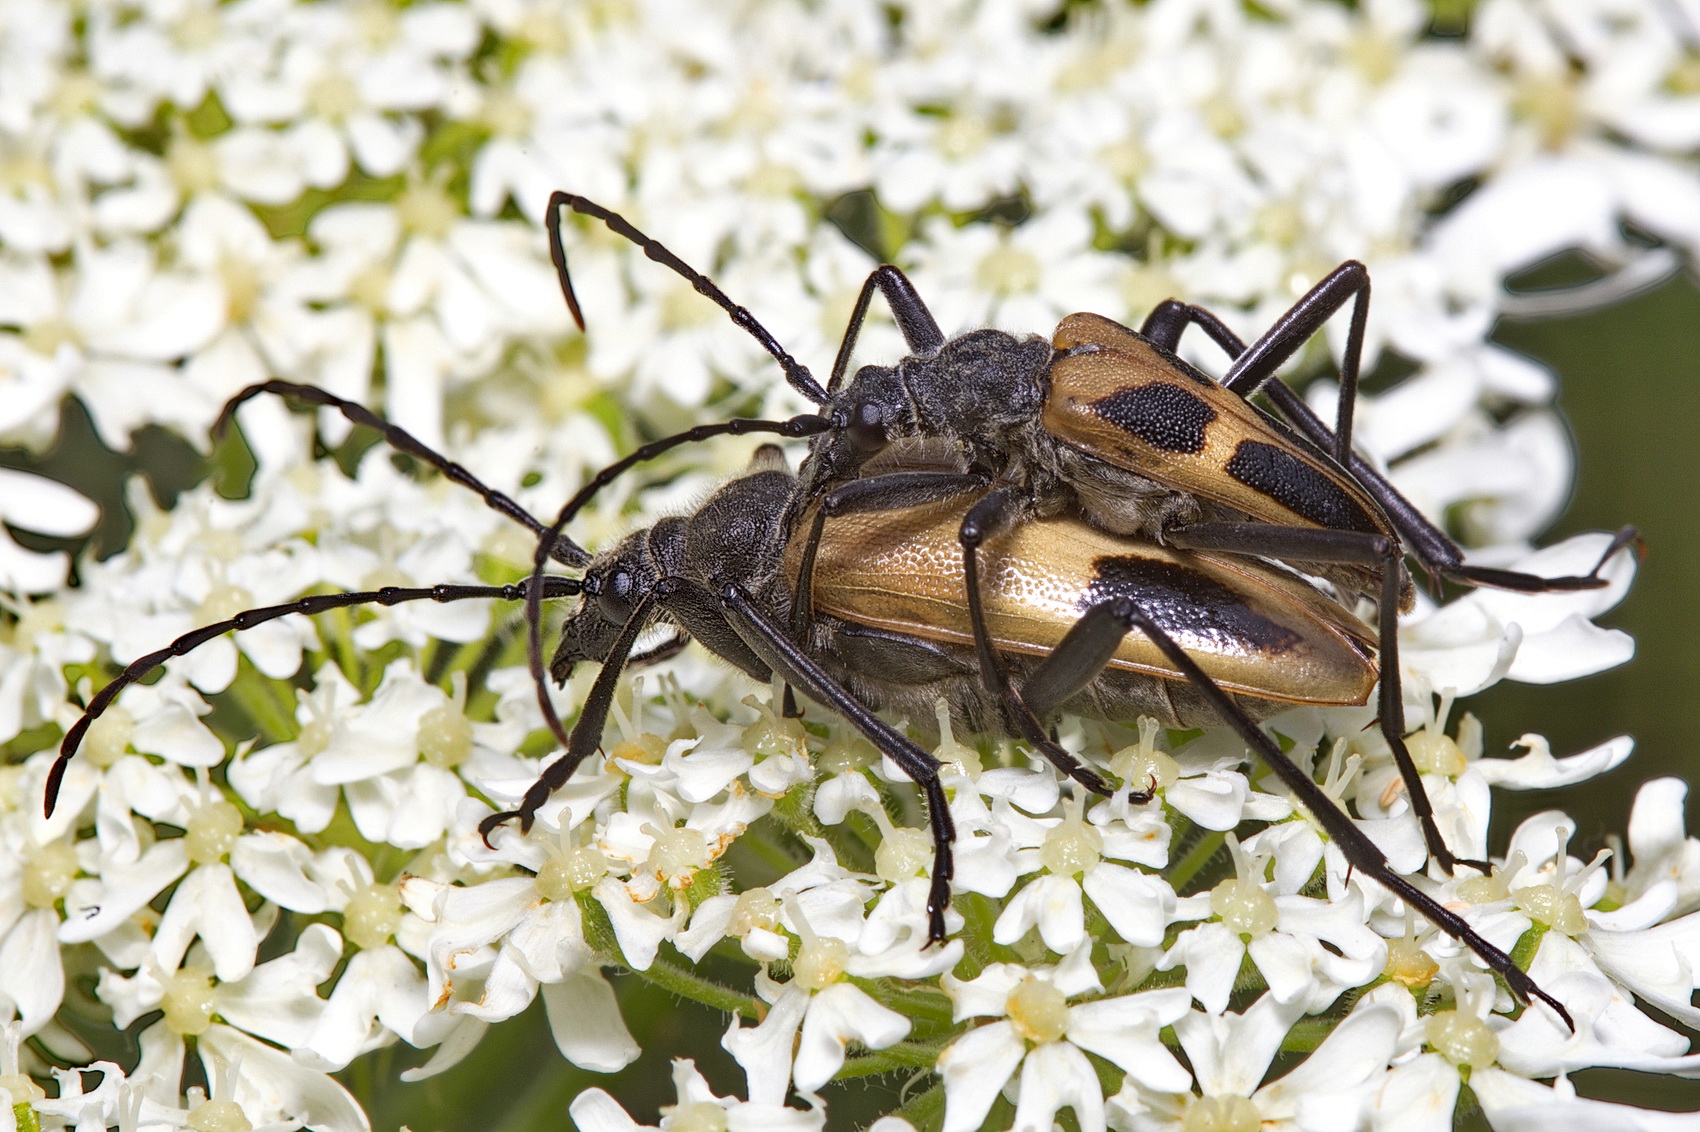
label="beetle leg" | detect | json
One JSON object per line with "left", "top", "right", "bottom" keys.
{"left": 482, "top": 585, "right": 664, "bottom": 845}
{"left": 1096, "top": 593, "right": 1574, "bottom": 1032}
{"left": 547, "top": 192, "right": 830, "bottom": 406}
{"left": 1143, "top": 262, "right": 1370, "bottom": 466}
{"left": 46, "top": 576, "right": 582, "bottom": 819}
{"left": 1140, "top": 300, "right": 1637, "bottom": 595}
{"left": 828, "top": 266, "right": 947, "bottom": 394}
{"left": 960, "top": 488, "right": 1112, "bottom": 796}
{"left": 1260, "top": 379, "right": 1639, "bottom": 595}
{"left": 1163, "top": 521, "right": 1487, "bottom": 876}
{"left": 716, "top": 582, "right": 957, "bottom": 943}
{"left": 217, "top": 380, "right": 588, "bottom": 566}
{"left": 790, "top": 470, "right": 985, "bottom": 641}
{"left": 626, "top": 630, "right": 693, "bottom": 669}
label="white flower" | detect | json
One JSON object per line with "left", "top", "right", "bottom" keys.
{"left": 570, "top": 1059, "right": 824, "bottom": 1132}
{"left": 937, "top": 958, "right": 1192, "bottom": 1132}
{"left": 1109, "top": 991, "right": 1406, "bottom": 1132}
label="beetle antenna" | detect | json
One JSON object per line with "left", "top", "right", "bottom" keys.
{"left": 547, "top": 192, "right": 831, "bottom": 406}
{"left": 42, "top": 577, "right": 581, "bottom": 818}
{"left": 217, "top": 380, "right": 588, "bottom": 567}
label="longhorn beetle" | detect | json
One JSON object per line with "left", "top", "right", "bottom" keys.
{"left": 44, "top": 433, "right": 1574, "bottom": 1029}
{"left": 531, "top": 194, "right": 1636, "bottom": 878}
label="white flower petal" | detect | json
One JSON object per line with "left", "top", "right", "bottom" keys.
{"left": 543, "top": 970, "right": 640, "bottom": 1073}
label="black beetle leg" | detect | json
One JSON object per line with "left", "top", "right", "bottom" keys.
{"left": 1066, "top": 590, "right": 1573, "bottom": 1033}
{"left": 1163, "top": 522, "right": 1486, "bottom": 876}
{"left": 827, "top": 266, "right": 947, "bottom": 395}
{"left": 716, "top": 583, "right": 957, "bottom": 944}
{"left": 959, "top": 487, "right": 1112, "bottom": 797}
{"left": 1146, "top": 262, "right": 1369, "bottom": 464}
{"left": 1141, "top": 297, "right": 1637, "bottom": 596}
{"left": 480, "top": 587, "right": 663, "bottom": 845}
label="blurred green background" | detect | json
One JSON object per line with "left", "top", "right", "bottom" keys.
{"left": 5, "top": 273, "right": 1700, "bottom": 1127}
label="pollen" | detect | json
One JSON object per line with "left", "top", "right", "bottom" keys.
{"left": 935, "top": 112, "right": 991, "bottom": 159}
{"left": 793, "top": 935, "right": 849, "bottom": 990}
{"left": 1005, "top": 976, "right": 1069, "bottom": 1044}
{"left": 417, "top": 701, "right": 474, "bottom": 768}
{"left": 649, "top": 824, "right": 711, "bottom": 884}
{"left": 728, "top": 888, "right": 781, "bottom": 936}
{"left": 184, "top": 797, "right": 244, "bottom": 865}
{"left": 1039, "top": 793, "right": 1103, "bottom": 878}
{"left": 166, "top": 132, "right": 220, "bottom": 195}
{"left": 1210, "top": 877, "right": 1278, "bottom": 937}
{"left": 0, "top": 1073, "right": 45, "bottom": 1106}
{"left": 1210, "top": 834, "right": 1278, "bottom": 937}
{"left": 608, "top": 734, "right": 668, "bottom": 765}
{"left": 1407, "top": 728, "right": 1466, "bottom": 777}
{"left": 395, "top": 176, "right": 459, "bottom": 240}
{"left": 1111, "top": 717, "right": 1178, "bottom": 792}
{"left": 1382, "top": 936, "right": 1438, "bottom": 988}
{"left": 739, "top": 693, "right": 808, "bottom": 761}
{"left": 22, "top": 840, "right": 78, "bottom": 909}
{"left": 1515, "top": 883, "right": 1587, "bottom": 936}
{"left": 187, "top": 1099, "right": 253, "bottom": 1132}
{"left": 1181, "top": 1095, "right": 1260, "bottom": 1132}
{"left": 343, "top": 881, "right": 404, "bottom": 949}
{"left": 1512, "top": 73, "right": 1580, "bottom": 151}
{"left": 1425, "top": 1008, "right": 1499, "bottom": 1070}
{"left": 535, "top": 843, "right": 607, "bottom": 901}
{"left": 873, "top": 825, "right": 931, "bottom": 883}
{"left": 195, "top": 583, "right": 255, "bottom": 627}
{"left": 306, "top": 72, "right": 360, "bottom": 122}
{"left": 161, "top": 967, "right": 218, "bottom": 1035}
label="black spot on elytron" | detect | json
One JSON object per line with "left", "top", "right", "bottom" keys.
{"left": 1224, "top": 440, "right": 1379, "bottom": 532}
{"left": 1088, "top": 382, "right": 1217, "bottom": 454}
{"left": 1084, "top": 556, "right": 1300, "bottom": 655}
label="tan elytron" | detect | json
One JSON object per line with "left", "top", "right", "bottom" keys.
{"left": 794, "top": 497, "right": 1377, "bottom": 706}
{"left": 1045, "top": 312, "right": 1389, "bottom": 537}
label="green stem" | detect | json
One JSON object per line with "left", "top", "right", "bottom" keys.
{"left": 838, "top": 1042, "right": 944, "bottom": 1079}
{"left": 629, "top": 955, "right": 762, "bottom": 1019}
{"left": 1167, "top": 828, "right": 1225, "bottom": 892}
{"left": 224, "top": 663, "right": 298, "bottom": 744}
{"left": 880, "top": 1081, "right": 946, "bottom": 1132}
{"left": 738, "top": 820, "right": 808, "bottom": 878}
{"left": 850, "top": 978, "right": 955, "bottom": 1028}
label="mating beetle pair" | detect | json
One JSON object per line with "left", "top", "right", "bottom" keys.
{"left": 45, "top": 192, "right": 1631, "bottom": 1027}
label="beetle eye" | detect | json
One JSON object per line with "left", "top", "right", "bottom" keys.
{"left": 846, "top": 401, "right": 886, "bottom": 453}
{"left": 596, "top": 568, "right": 635, "bottom": 624}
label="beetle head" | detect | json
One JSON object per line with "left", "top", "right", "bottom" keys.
{"left": 550, "top": 525, "right": 669, "bottom": 683}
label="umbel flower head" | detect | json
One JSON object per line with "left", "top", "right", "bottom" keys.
{"left": 0, "top": 0, "right": 1692, "bottom": 1130}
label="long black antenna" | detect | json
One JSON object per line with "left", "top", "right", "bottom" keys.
{"left": 546, "top": 192, "right": 831, "bottom": 406}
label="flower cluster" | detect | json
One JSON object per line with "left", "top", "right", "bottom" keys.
{"left": 1, "top": 0, "right": 1695, "bottom": 1129}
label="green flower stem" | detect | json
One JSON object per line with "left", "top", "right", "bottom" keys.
{"left": 837, "top": 1042, "right": 945, "bottom": 1079}
{"left": 223, "top": 661, "right": 299, "bottom": 744}
{"left": 737, "top": 819, "right": 812, "bottom": 878}
{"left": 849, "top": 978, "right": 955, "bottom": 1028}
{"left": 1167, "top": 827, "right": 1225, "bottom": 893}
{"left": 882, "top": 1080, "right": 946, "bottom": 1132}
{"left": 629, "top": 954, "right": 763, "bottom": 1020}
